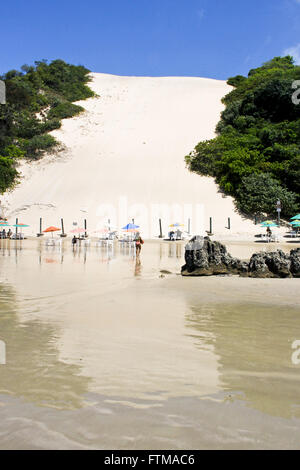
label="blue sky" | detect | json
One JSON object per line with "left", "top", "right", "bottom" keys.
{"left": 1, "top": 0, "right": 300, "bottom": 79}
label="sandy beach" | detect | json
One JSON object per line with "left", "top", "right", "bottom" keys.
{"left": 2, "top": 73, "right": 262, "bottom": 239}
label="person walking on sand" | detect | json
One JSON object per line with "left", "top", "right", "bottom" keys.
{"left": 72, "top": 235, "right": 77, "bottom": 248}
{"left": 135, "top": 234, "right": 144, "bottom": 255}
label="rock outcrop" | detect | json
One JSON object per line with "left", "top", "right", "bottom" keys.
{"left": 181, "top": 237, "right": 300, "bottom": 278}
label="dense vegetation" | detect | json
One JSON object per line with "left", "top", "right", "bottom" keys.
{"left": 185, "top": 56, "right": 300, "bottom": 219}
{"left": 0, "top": 59, "right": 94, "bottom": 193}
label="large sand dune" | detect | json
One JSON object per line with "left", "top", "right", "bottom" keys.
{"left": 2, "top": 73, "right": 256, "bottom": 238}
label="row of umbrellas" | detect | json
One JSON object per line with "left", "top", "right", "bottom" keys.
{"left": 0, "top": 221, "right": 142, "bottom": 236}
{"left": 260, "top": 213, "right": 300, "bottom": 229}
{"left": 0, "top": 220, "right": 186, "bottom": 236}
{"left": 0, "top": 221, "right": 29, "bottom": 232}
{"left": 290, "top": 213, "right": 300, "bottom": 228}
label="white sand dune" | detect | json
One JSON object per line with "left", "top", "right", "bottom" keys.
{"left": 3, "top": 73, "right": 256, "bottom": 238}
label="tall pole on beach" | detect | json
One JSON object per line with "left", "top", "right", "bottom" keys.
{"left": 159, "top": 219, "right": 162, "bottom": 238}
{"left": 61, "top": 218, "right": 65, "bottom": 236}
{"left": 40, "top": 218, "right": 42, "bottom": 234}
{"left": 84, "top": 219, "right": 87, "bottom": 237}
{"left": 15, "top": 218, "right": 18, "bottom": 235}
{"left": 209, "top": 217, "right": 213, "bottom": 235}
{"left": 276, "top": 200, "right": 281, "bottom": 226}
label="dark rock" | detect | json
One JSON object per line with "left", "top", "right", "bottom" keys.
{"left": 290, "top": 248, "right": 300, "bottom": 278}
{"left": 181, "top": 236, "right": 299, "bottom": 278}
{"left": 182, "top": 237, "right": 247, "bottom": 276}
{"left": 248, "top": 250, "right": 291, "bottom": 278}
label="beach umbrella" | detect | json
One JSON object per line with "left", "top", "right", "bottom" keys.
{"left": 291, "top": 214, "right": 300, "bottom": 220}
{"left": 122, "top": 223, "right": 140, "bottom": 231}
{"left": 12, "top": 223, "right": 29, "bottom": 235}
{"left": 70, "top": 227, "right": 85, "bottom": 235}
{"left": 261, "top": 221, "right": 278, "bottom": 227}
{"left": 94, "top": 228, "right": 109, "bottom": 233}
{"left": 43, "top": 226, "right": 61, "bottom": 238}
{"left": 0, "top": 223, "right": 9, "bottom": 231}
{"left": 291, "top": 220, "right": 300, "bottom": 224}
{"left": 169, "top": 223, "right": 184, "bottom": 228}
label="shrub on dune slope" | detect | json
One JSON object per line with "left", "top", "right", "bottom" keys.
{"left": 186, "top": 56, "right": 300, "bottom": 219}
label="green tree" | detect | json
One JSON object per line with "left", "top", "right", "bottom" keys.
{"left": 236, "top": 173, "right": 297, "bottom": 219}
{"left": 0, "top": 59, "right": 94, "bottom": 192}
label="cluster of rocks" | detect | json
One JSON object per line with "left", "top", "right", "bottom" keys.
{"left": 181, "top": 236, "right": 300, "bottom": 278}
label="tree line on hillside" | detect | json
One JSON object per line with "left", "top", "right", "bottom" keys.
{"left": 185, "top": 56, "right": 300, "bottom": 220}
{"left": 0, "top": 59, "right": 94, "bottom": 193}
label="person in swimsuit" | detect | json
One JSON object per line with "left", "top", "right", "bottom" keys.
{"left": 135, "top": 234, "right": 144, "bottom": 255}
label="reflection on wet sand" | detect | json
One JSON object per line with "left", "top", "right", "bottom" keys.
{"left": 0, "top": 283, "right": 91, "bottom": 410}
{"left": 0, "top": 239, "right": 300, "bottom": 448}
{"left": 185, "top": 302, "right": 300, "bottom": 419}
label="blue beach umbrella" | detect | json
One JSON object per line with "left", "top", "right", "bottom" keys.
{"left": 122, "top": 223, "right": 140, "bottom": 231}
{"left": 291, "top": 214, "right": 300, "bottom": 220}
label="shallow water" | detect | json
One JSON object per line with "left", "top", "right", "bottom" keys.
{"left": 0, "top": 239, "right": 300, "bottom": 449}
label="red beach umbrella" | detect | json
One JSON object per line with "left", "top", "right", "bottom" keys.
{"left": 43, "top": 226, "right": 61, "bottom": 238}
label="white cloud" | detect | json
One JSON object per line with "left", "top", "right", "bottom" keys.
{"left": 284, "top": 43, "right": 300, "bottom": 64}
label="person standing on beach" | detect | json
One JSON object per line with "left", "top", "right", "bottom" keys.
{"left": 72, "top": 235, "right": 77, "bottom": 248}
{"left": 135, "top": 234, "right": 144, "bottom": 255}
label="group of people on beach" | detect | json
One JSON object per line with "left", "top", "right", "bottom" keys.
{"left": 168, "top": 229, "right": 183, "bottom": 241}
{"left": 71, "top": 233, "right": 144, "bottom": 254}
{"left": 0, "top": 228, "right": 12, "bottom": 239}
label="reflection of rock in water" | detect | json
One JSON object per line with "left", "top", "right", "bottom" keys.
{"left": 0, "top": 284, "right": 91, "bottom": 410}
{"left": 185, "top": 301, "right": 300, "bottom": 419}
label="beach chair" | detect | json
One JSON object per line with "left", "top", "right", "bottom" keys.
{"left": 260, "top": 234, "right": 268, "bottom": 242}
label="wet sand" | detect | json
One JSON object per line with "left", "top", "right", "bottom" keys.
{"left": 0, "top": 239, "right": 299, "bottom": 449}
